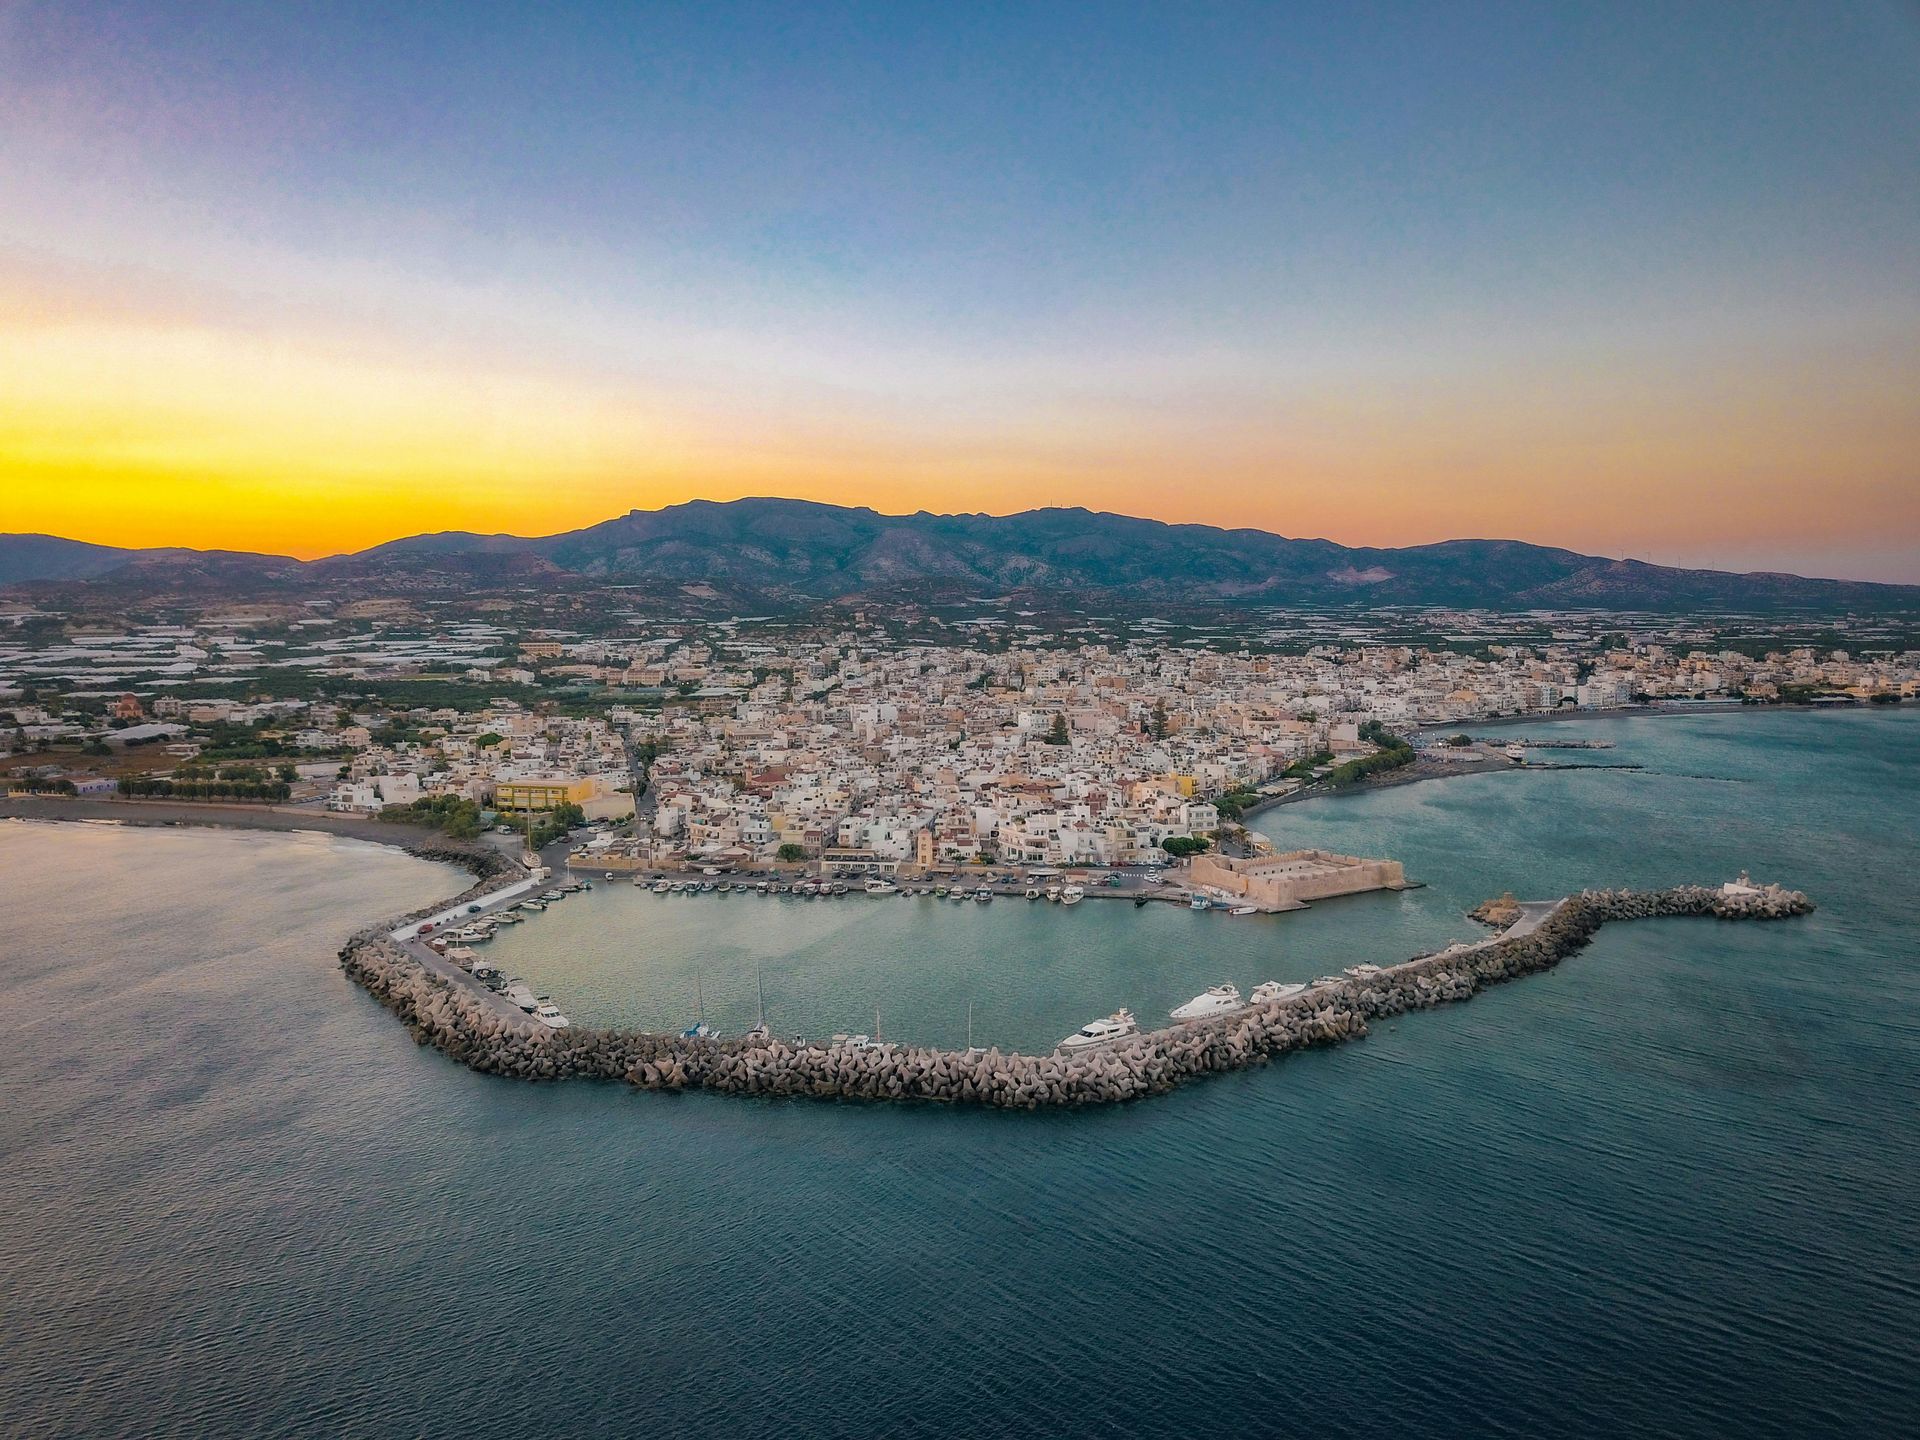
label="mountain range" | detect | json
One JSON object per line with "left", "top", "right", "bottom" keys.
{"left": 5, "top": 498, "right": 1916, "bottom": 612}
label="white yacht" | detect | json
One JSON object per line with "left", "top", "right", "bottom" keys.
{"left": 973, "top": 886, "right": 992, "bottom": 903}
{"left": 1229, "top": 905, "right": 1258, "bottom": 917}
{"left": 1058, "top": 1009, "right": 1139, "bottom": 1052}
{"left": 865, "top": 878, "right": 900, "bottom": 895}
{"left": 1343, "top": 963, "right": 1383, "bottom": 979}
{"left": 501, "top": 979, "right": 539, "bottom": 1011}
{"left": 533, "top": 1002, "right": 570, "bottom": 1030}
{"left": 1045, "top": 885, "right": 1061, "bottom": 902}
{"left": 1250, "top": 981, "right": 1307, "bottom": 1004}
{"left": 1170, "top": 983, "right": 1244, "bottom": 1021}
{"left": 1188, "top": 894, "right": 1210, "bottom": 911}
{"left": 1059, "top": 885, "right": 1085, "bottom": 906}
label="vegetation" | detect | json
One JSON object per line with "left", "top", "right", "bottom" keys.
{"left": 776, "top": 842, "right": 808, "bottom": 863}
{"left": 1044, "top": 713, "right": 1070, "bottom": 745}
{"left": 1324, "top": 722, "right": 1416, "bottom": 787}
{"left": 117, "top": 775, "right": 292, "bottom": 801}
{"left": 1212, "top": 785, "right": 1264, "bottom": 821}
{"left": 1160, "top": 835, "right": 1212, "bottom": 858}
{"left": 379, "top": 792, "right": 485, "bottom": 840}
{"left": 1282, "top": 750, "right": 1334, "bottom": 780}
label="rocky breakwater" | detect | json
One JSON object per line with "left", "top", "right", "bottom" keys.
{"left": 338, "top": 878, "right": 1812, "bottom": 1109}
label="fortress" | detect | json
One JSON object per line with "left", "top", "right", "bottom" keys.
{"left": 1189, "top": 848, "right": 1408, "bottom": 911}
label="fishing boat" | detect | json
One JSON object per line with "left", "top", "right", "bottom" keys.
{"left": 1188, "top": 894, "right": 1209, "bottom": 911}
{"left": 1229, "top": 905, "right": 1258, "bottom": 916}
{"left": 974, "top": 886, "right": 992, "bottom": 902}
{"left": 1058, "top": 1009, "right": 1139, "bottom": 1052}
{"left": 1133, "top": 895, "right": 1150, "bottom": 907}
{"left": 1060, "top": 885, "right": 1084, "bottom": 906}
{"left": 1170, "top": 983, "right": 1244, "bottom": 1021}
{"left": 865, "top": 877, "right": 899, "bottom": 896}
{"left": 1045, "top": 886, "right": 1061, "bottom": 902}
{"left": 1025, "top": 887, "right": 1040, "bottom": 900}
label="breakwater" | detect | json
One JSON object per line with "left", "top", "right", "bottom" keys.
{"left": 341, "top": 847, "right": 1813, "bottom": 1109}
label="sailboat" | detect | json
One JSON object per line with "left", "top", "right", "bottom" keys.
{"left": 681, "top": 971, "right": 715, "bottom": 1039}
{"left": 746, "top": 961, "right": 770, "bottom": 1042}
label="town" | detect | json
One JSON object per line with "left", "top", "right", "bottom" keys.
{"left": 2, "top": 597, "right": 1911, "bottom": 883}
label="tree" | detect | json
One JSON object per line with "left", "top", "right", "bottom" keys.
{"left": 1045, "top": 714, "right": 1070, "bottom": 745}
{"left": 1161, "top": 835, "right": 1211, "bottom": 858}
{"left": 776, "top": 842, "right": 807, "bottom": 864}
{"left": 1149, "top": 701, "right": 1169, "bottom": 740}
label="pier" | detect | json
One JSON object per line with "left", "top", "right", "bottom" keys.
{"left": 340, "top": 845, "right": 1815, "bottom": 1109}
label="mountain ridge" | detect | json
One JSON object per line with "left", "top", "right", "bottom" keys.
{"left": 5, "top": 498, "right": 1916, "bottom": 612}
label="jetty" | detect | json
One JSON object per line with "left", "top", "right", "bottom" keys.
{"left": 341, "top": 846, "right": 1814, "bottom": 1109}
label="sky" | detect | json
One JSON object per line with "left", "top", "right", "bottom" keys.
{"left": 2, "top": 0, "right": 1917, "bottom": 580}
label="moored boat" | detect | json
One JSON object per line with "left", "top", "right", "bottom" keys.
{"left": 1249, "top": 980, "right": 1307, "bottom": 1004}
{"left": 1170, "top": 983, "right": 1244, "bottom": 1021}
{"left": 1060, "top": 885, "right": 1084, "bottom": 906}
{"left": 1058, "top": 1009, "right": 1139, "bottom": 1052}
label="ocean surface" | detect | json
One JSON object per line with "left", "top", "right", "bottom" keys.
{"left": 2, "top": 706, "right": 1915, "bottom": 1438}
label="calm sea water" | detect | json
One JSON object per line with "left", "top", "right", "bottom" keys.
{"left": 2, "top": 707, "right": 1915, "bottom": 1438}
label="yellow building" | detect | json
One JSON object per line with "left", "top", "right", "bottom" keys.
{"left": 494, "top": 776, "right": 594, "bottom": 812}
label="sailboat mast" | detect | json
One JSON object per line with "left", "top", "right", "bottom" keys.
{"left": 967, "top": 1000, "right": 973, "bottom": 1049}
{"left": 756, "top": 961, "right": 766, "bottom": 1027}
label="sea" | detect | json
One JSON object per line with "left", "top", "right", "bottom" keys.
{"left": 1, "top": 706, "right": 1915, "bottom": 1438}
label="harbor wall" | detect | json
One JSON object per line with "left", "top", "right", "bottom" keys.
{"left": 341, "top": 854, "right": 1814, "bottom": 1110}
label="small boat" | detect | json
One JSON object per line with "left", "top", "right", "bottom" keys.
{"left": 746, "top": 962, "right": 770, "bottom": 1042}
{"left": 1250, "top": 981, "right": 1307, "bottom": 1004}
{"left": 1310, "top": 975, "right": 1343, "bottom": 987}
{"left": 682, "top": 973, "right": 715, "bottom": 1039}
{"left": 865, "top": 878, "right": 899, "bottom": 895}
{"left": 951, "top": 891, "right": 967, "bottom": 903}
{"left": 716, "top": 882, "right": 732, "bottom": 893}
{"left": 1229, "top": 905, "right": 1258, "bottom": 917}
{"left": 974, "top": 887, "right": 992, "bottom": 902}
{"left": 1060, "top": 885, "right": 1084, "bottom": 906}
{"left": 1045, "top": 886, "right": 1061, "bottom": 902}
{"left": 1170, "top": 984, "right": 1244, "bottom": 1021}
{"left": 1188, "top": 894, "right": 1209, "bottom": 911}
{"left": 541, "top": 890, "right": 564, "bottom": 901}
{"left": 933, "top": 886, "right": 949, "bottom": 898}
{"left": 1344, "top": 963, "right": 1383, "bottom": 979}
{"left": 1025, "top": 887, "right": 1040, "bottom": 900}
{"left": 1058, "top": 1009, "right": 1139, "bottom": 1052}
{"left": 1133, "top": 896, "right": 1149, "bottom": 908}
{"left": 533, "top": 1001, "right": 570, "bottom": 1030}
{"left": 653, "top": 880, "right": 670, "bottom": 893}
{"left": 756, "top": 882, "right": 769, "bottom": 894}
{"left": 501, "top": 979, "right": 539, "bottom": 1011}
{"left": 518, "top": 900, "right": 545, "bottom": 912}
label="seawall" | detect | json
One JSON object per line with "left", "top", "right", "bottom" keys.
{"left": 339, "top": 850, "right": 1814, "bottom": 1110}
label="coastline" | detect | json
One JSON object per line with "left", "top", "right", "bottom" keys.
{"left": 0, "top": 793, "right": 478, "bottom": 853}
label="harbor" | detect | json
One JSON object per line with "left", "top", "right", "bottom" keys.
{"left": 343, "top": 843, "right": 1815, "bottom": 1109}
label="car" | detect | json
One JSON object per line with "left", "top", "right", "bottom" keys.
{"left": 417, "top": 923, "right": 435, "bottom": 934}
{"left": 466, "top": 903, "right": 482, "bottom": 913}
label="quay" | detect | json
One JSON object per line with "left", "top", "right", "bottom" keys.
{"left": 342, "top": 847, "right": 1816, "bottom": 1109}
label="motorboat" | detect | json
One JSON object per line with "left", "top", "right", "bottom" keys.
{"left": 1229, "top": 905, "right": 1258, "bottom": 917}
{"left": 1170, "top": 984, "right": 1244, "bottom": 1021}
{"left": 519, "top": 900, "right": 545, "bottom": 912}
{"left": 1250, "top": 981, "right": 1307, "bottom": 1004}
{"left": 1058, "top": 1009, "right": 1139, "bottom": 1052}
{"left": 756, "top": 882, "right": 770, "bottom": 894}
{"left": 1045, "top": 886, "right": 1061, "bottom": 902}
{"left": 1188, "top": 894, "right": 1210, "bottom": 911}
{"left": 501, "top": 979, "right": 539, "bottom": 1011}
{"left": 974, "top": 887, "right": 992, "bottom": 902}
{"left": 1133, "top": 896, "right": 1149, "bottom": 907}
{"left": 1060, "top": 885, "right": 1084, "bottom": 906}
{"left": 864, "top": 877, "right": 899, "bottom": 895}
{"left": 653, "top": 880, "right": 671, "bottom": 893}
{"left": 1025, "top": 887, "right": 1040, "bottom": 900}
{"left": 1344, "top": 963, "right": 1383, "bottom": 978}
{"left": 533, "top": 1002, "right": 570, "bottom": 1030}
